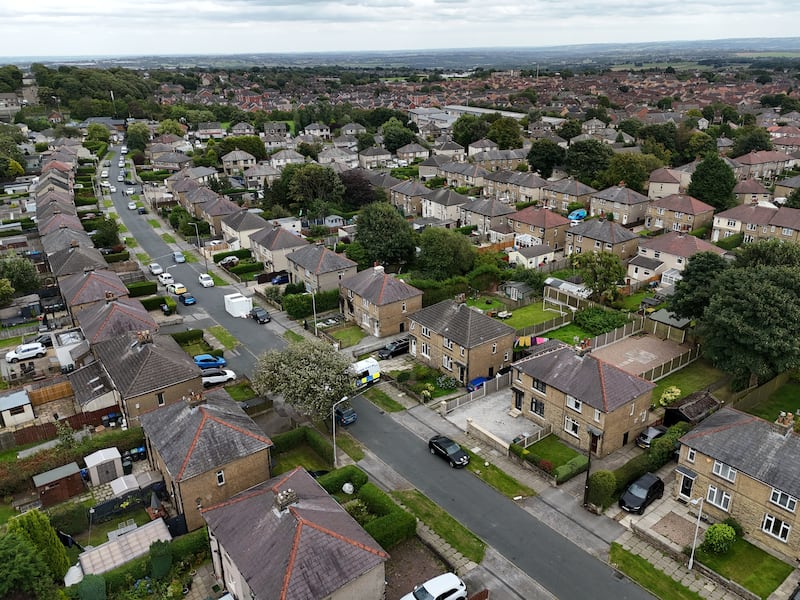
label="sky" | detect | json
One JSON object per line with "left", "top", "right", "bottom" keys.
{"left": 0, "top": 0, "right": 798, "bottom": 59}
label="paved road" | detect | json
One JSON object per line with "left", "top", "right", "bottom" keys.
{"left": 347, "top": 394, "right": 655, "bottom": 600}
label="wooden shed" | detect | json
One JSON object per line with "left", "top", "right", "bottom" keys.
{"left": 84, "top": 447, "right": 122, "bottom": 486}
{"left": 32, "top": 461, "right": 84, "bottom": 507}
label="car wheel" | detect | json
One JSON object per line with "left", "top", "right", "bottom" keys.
{"left": 638, "top": 506, "right": 645, "bottom": 515}
{"left": 36, "top": 352, "right": 44, "bottom": 358}
{"left": 9, "top": 357, "right": 18, "bottom": 363}
{"left": 449, "top": 460, "right": 456, "bottom": 468}
{"left": 429, "top": 447, "right": 435, "bottom": 455}
{"left": 203, "top": 382, "right": 211, "bottom": 388}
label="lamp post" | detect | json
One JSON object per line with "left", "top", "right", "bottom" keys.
{"left": 304, "top": 285, "right": 318, "bottom": 336}
{"left": 688, "top": 496, "right": 705, "bottom": 570}
{"left": 332, "top": 396, "right": 349, "bottom": 468}
{"left": 87, "top": 508, "right": 95, "bottom": 547}
{"left": 189, "top": 222, "right": 208, "bottom": 273}
{"left": 583, "top": 427, "right": 602, "bottom": 508}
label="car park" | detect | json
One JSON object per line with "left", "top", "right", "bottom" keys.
{"left": 172, "top": 251, "right": 186, "bottom": 263}
{"left": 127, "top": 201, "right": 137, "bottom": 210}
{"left": 219, "top": 255, "right": 239, "bottom": 268}
{"left": 149, "top": 263, "right": 164, "bottom": 275}
{"left": 428, "top": 434, "right": 470, "bottom": 468}
{"left": 334, "top": 404, "right": 358, "bottom": 426}
{"left": 619, "top": 472, "right": 664, "bottom": 514}
{"left": 194, "top": 354, "right": 227, "bottom": 369}
{"left": 400, "top": 573, "right": 467, "bottom": 600}
{"left": 377, "top": 337, "right": 409, "bottom": 359}
{"left": 466, "top": 376, "right": 488, "bottom": 392}
{"left": 5, "top": 342, "right": 47, "bottom": 363}
{"left": 201, "top": 368, "right": 236, "bottom": 388}
{"left": 178, "top": 293, "right": 196, "bottom": 305}
{"left": 198, "top": 273, "right": 214, "bottom": 287}
{"left": 249, "top": 306, "right": 271, "bottom": 323}
{"left": 157, "top": 272, "right": 174, "bottom": 285}
{"left": 636, "top": 425, "right": 668, "bottom": 449}
{"left": 271, "top": 273, "right": 289, "bottom": 285}
{"left": 166, "top": 283, "right": 187, "bottom": 295}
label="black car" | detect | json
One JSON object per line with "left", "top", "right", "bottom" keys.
{"left": 250, "top": 306, "right": 271, "bottom": 323}
{"left": 33, "top": 334, "right": 53, "bottom": 348}
{"left": 619, "top": 472, "right": 664, "bottom": 514}
{"left": 428, "top": 434, "right": 470, "bottom": 468}
{"left": 377, "top": 337, "right": 409, "bottom": 359}
{"left": 636, "top": 425, "right": 668, "bottom": 449}
{"left": 334, "top": 405, "right": 358, "bottom": 426}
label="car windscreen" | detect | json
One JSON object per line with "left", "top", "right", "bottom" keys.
{"left": 628, "top": 483, "right": 648, "bottom": 498}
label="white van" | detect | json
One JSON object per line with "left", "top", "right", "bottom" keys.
{"left": 349, "top": 357, "right": 381, "bottom": 388}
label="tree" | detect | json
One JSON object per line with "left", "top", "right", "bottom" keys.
{"left": 686, "top": 132, "right": 716, "bottom": 159}
{"left": 486, "top": 116, "right": 522, "bottom": 150}
{"left": 565, "top": 139, "right": 614, "bottom": 184}
{"left": 295, "top": 141, "right": 321, "bottom": 161}
{"left": 785, "top": 187, "right": 800, "bottom": 209}
{"left": 596, "top": 153, "right": 662, "bottom": 193}
{"left": 735, "top": 238, "right": 800, "bottom": 269}
{"left": 0, "top": 254, "right": 40, "bottom": 294}
{"left": 338, "top": 169, "right": 378, "bottom": 211}
{"left": 731, "top": 126, "right": 773, "bottom": 157}
{"left": 156, "top": 119, "right": 185, "bottom": 136}
{"left": 526, "top": 138, "right": 565, "bottom": 178}
{"left": 570, "top": 252, "right": 625, "bottom": 303}
{"left": 356, "top": 132, "right": 375, "bottom": 152}
{"left": 217, "top": 135, "right": 268, "bottom": 161}
{"left": 0, "top": 278, "right": 13, "bottom": 306}
{"left": 86, "top": 122, "right": 110, "bottom": 144}
{"left": 91, "top": 217, "right": 121, "bottom": 248}
{"left": 355, "top": 202, "right": 415, "bottom": 266}
{"left": 381, "top": 117, "right": 416, "bottom": 154}
{"left": 288, "top": 164, "right": 344, "bottom": 217}
{"left": 668, "top": 251, "right": 730, "bottom": 320}
{"left": 557, "top": 119, "right": 582, "bottom": 142}
{"left": 6, "top": 509, "right": 69, "bottom": 581}
{"left": 415, "top": 228, "right": 476, "bottom": 280}
{"left": 617, "top": 118, "right": 643, "bottom": 138}
{"left": 0, "top": 531, "right": 58, "bottom": 600}
{"left": 125, "top": 122, "right": 151, "bottom": 152}
{"left": 251, "top": 340, "right": 351, "bottom": 421}
{"left": 687, "top": 153, "right": 737, "bottom": 211}
{"left": 452, "top": 114, "right": 490, "bottom": 148}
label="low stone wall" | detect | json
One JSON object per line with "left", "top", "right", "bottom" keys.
{"left": 465, "top": 418, "right": 509, "bottom": 455}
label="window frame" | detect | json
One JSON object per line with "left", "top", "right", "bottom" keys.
{"left": 707, "top": 485, "right": 731, "bottom": 511}
{"left": 770, "top": 488, "right": 797, "bottom": 513}
{"left": 762, "top": 513, "right": 791, "bottom": 542}
{"left": 712, "top": 460, "right": 737, "bottom": 483}
{"left": 566, "top": 394, "right": 582, "bottom": 413}
{"left": 216, "top": 470, "right": 225, "bottom": 486}
{"left": 564, "top": 415, "right": 580, "bottom": 438}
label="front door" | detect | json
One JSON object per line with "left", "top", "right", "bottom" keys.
{"left": 680, "top": 474, "right": 695, "bottom": 499}
{"left": 622, "top": 431, "right": 629, "bottom": 446}
{"left": 514, "top": 390, "right": 523, "bottom": 410}
{"left": 590, "top": 433, "right": 599, "bottom": 454}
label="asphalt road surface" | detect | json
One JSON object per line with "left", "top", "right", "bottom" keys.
{"left": 347, "top": 394, "right": 655, "bottom": 600}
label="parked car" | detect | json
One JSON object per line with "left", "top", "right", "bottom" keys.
{"left": 201, "top": 368, "right": 236, "bottom": 388}
{"left": 198, "top": 273, "right": 214, "bottom": 288}
{"left": 157, "top": 272, "right": 174, "bottom": 286}
{"left": 172, "top": 251, "right": 186, "bottom": 263}
{"left": 219, "top": 255, "right": 239, "bottom": 268}
{"left": 377, "top": 337, "right": 409, "bottom": 359}
{"left": 249, "top": 306, "right": 271, "bottom": 323}
{"left": 5, "top": 342, "right": 47, "bottom": 363}
{"left": 148, "top": 262, "right": 164, "bottom": 276}
{"left": 178, "top": 293, "right": 196, "bottom": 306}
{"left": 428, "top": 434, "right": 470, "bottom": 468}
{"left": 636, "top": 425, "right": 668, "bottom": 449}
{"left": 166, "top": 282, "right": 187, "bottom": 295}
{"left": 33, "top": 334, "right": 53, "bottom": 348}
{"left": 137, "top": 207, "right": 147, "bottom": 215}
{"left": 334, "top": 404, "right": 358, "bottom": 426}
{"left": 400, "top": 573, "right": 467, "bottom": 600}
{"left": 126, "top": 188, "right": 135, "bottom": 196}
{"left": 193, "top": 354, "right": 227, "bottom": 369}
{"left": 619, "top": 472, "right": 664, "bottom": 515}
{"left": 466, "top": 376, "right": 488, "bottom": 392}
{"left": 127, "top": 201, "right": 137, "bottom": 210}
{"left": 271, "top": 273, "right": 289, "bottom": 285}
{"left": 100, "top": 170, "right": 108, "bottom": 178}
{"left": 109, "top": 185, "right": 117, "bottom": 193}
{"left": 117, "top": 174, "right": 124, "bottom": 182}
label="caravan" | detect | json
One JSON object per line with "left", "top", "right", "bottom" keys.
{"left": 349, "top": 357, "right": 381, "bottom": 388}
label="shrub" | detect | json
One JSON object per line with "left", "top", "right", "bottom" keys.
{"left": 364, "top": 509, "right": 416, "bottom": 550}
{"left": 163, "top": 296, "right": 177, "bottom": 312}
{"left": 169, "top": 329, "right": 205, "bottom": 345}
{"left": 304, "top": 427, "right": 334, "bottom": 465}
{"left": 77, "top": 573, "right": 106, "bottom": 600}
{"left": 48, "top": 502, "right": 90, "bottom": 534}
{"left": 574, "top": 306, "right": 629, "bottom": 336}
{"left": 435, "top": 374, "right": 458, "bottom": 390}
{"left": 396, "top": 372, "right": 410, "bottom": 383}
{"left": 723, "top": 517, "right": 744, "bottom": 538}
{"left": 648, "top": 422, "right": 691, "bottom": 471}
{"left": 553, "top": 454, "right": 588, "bottom": 483}
{"left": 284, "top": 282, "right": 306, "bottom": 296}
{"left": 140, "top": 296, "right": 169, "bottom": 311}
{"left": 149, "top": 540, "right": 172, "bottom": 580}
{"left": 343, "top": 498, "right": 374, "bottom": 525}
{"left": 701, "top": 523, "right": 736, "bottom": 554}
{"left": 612, "top": 452, "right": 653, "bottom": 495}
{"left": 126, "top": 281, "right": 157, "bottom": 297}
{"left": 658, "top": 385, "right": 682, "bottom": 407}
{"left": 228, "top": 261, "right": 265, "bottom": 275}
{"left": 357, "top": 482, "right": 397, "bottom": 515}
{"left": 316, "top": 465, "right": 369, "bottom": 495}
{"left": 587, "top": 470, "right": 617, "bottom": 508}
{"left": 103, "top": 251, "right": 130, "bottom": 264}
{"left": 270, "top": 428, "right": 308, "bottom": 453}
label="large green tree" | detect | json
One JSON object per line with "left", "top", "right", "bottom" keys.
{"left": 381, "top": 117, "right": 417, "bottom": 154}
{"left": 251, "top": 340, "right": 351, "bottom": 421}
{"left": 288, "top": 164, "right": 344, "bottom": 218}
{"left": 86, "top": 123, "right": 110, "bottom": 144}
{"left": 596, "top": 153, "right": 662, "bottom": 193}
{"left": 6, "top": 509, "right": 69, "bottom": 581}
{"left": 355, "top": 201, "right": 416, "bottom": 266}
{"left": 731, "top": 126, "right": 773, "bottom": 157}
{"left": 414, "top": 228, "right": 475, "bottom": 280}
{"left": 217, "top": 135, "right": 268, "bottom": 161}
{"left": 687, "top": 153, "right": 737, "bottom": 211}
{"left": 0, "top": 254, "right": 40, "bottom": 295}
{"left": 156, "top": 119, "right": 185, "bottom": 136}
{"left": 0, "top": 531, "right": 58, "bottom": 600}
{"left": 452, "top": 114, "right": 490, "bottom": 148}
{"left": 668, "top": 251, "right": 730, "bottom": 320}
{"left": 486, "top": 117, "right": 522, "bottom": 150}
{"left": 565, "top": 139, "right": 614, "bottom": 184}
{"left": 526, "top": 138, "right": 565, "bottom": 178}
{"left": 125, "top": 122, "right": 151, "bottom": 152}
{"left": 557, "top": 119, "right": 582, "bottom": 142}
{"left": 571, "top": 252, "right": 625, "bottom": 303}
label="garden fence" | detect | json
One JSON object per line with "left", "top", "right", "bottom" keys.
{"left": 640, "top": 345, "right": 702, "bottom": 382}
{"left": 589, "top": 315, "right": 645, "bottom": 350}
{"left": 440, "top": 371, "right": 512, "bottom": 414}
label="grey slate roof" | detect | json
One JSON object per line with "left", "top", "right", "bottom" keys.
{"left": 49, "top": 246, "right": 107, "bottom": 278}
{"left": 77, "top": 297, "right": 158, "bottom": 344}
{"left": 513, "top": 340, "right": 654, "bottom": 412}
{"left": 340, "top": 266, "right": 422, "bottom": 306}
{"left": 41, "top": 228, "right": 93, "bottom": 255}
{"left": 59, "top": 269, "right": 128, "bottom": 309}
{"left": 423, "top": 188, "right": 470, "bottom": 207}
{"left": 68, "top": 362, "right": 114, "bottom": 407}
{"left": 287, "top": 244, "right": 356, "bottom": 274}
{"left": 569, "top": 219, "right": 638, "bottom": 245}
{"left": 461, "top": 197, "right": 515, "bottom": 218}
{"left": 592, "top": 185, "right": 649, "bottom": 205}
{"left": 628, "top": 254, "right": 663, "bottom": 270}
{"left": 141, "top": 388, "right": 272, "bottom": 482}
{"left": 409, "top": 300, "right": 515, "bottom": 349}
{"left": 249, "top": 226, "right": 308, "bottom": 251}
{"left": 201, "top": 467, "right": 388, "bottom": 600}
{"left": 680, "top": 407, "right": 800, "bottom": 498}
{"left": 221, "top": 209, "right": 269, "bottom": 233}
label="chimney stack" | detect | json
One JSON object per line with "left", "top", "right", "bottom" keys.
{"left": 274, "top": 488, "right": 298, "bottom": 511}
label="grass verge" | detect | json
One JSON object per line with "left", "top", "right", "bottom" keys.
{"left": 0, "top": 335, "right": 24, "bottom": 350}
{"left": 135, "top": 252, "right": 150, "bottom": 263}
{"left": 464, "top": 450, "right": 535, "bottom": 498}
{"left": 208, "top": 325, "right": 238, "bottom": 350}
{"left": 363, "top": 386, "right": 405, "bottom": 412}
{"left": 609, "top": 543, "right": 703, "bottom": 600}
{"left": 334, "top": 430, "right": 365, "bottom": 461}
{"left": 147, "top": 219, "right": 160, "bottom": 228}
{"left": 125, "top": 236, "right": 138, "bottom": 248}
{"left": 161, "top": 233, "right": 176, "bottom": 244}
{"left": 392, "top": 489, "right": 485, "bottom": 563}
{"left": 284, "top": 330, "right": 303, "bottom": 343}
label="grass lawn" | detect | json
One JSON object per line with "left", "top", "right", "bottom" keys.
{"left": 147, "top": 219, "right": 160, "bottom": 228}
{"left": 208, "top": 325, "right": 238, "bottom": 350}
{"left": 184, "top": 252, "right": 199, "bottom": 264}
{"left": 272, "top": 446, "right": 330, "bottom": 475}
{"left": 73, "top": 508, "right": 151, "bottom": 548}
{"left": 124, "top": 236, "right": 138, "bottom": 248}
{"left": 621, "top": 290, "right": 659, "bottom": 312}
{"left": 329, "top": 325, "right": 366, "bottom": 348}
{"left": 548, "top": 322, "right": 593, "bottom": 344}
{"left": 135, "top": 252, "right": 150, "bottom": 263}
{"left": 744, "top": 378, "right": 800, "bottom": 422}
{"left": 466, "top": 296, "right": 505, "bottom": 312}
{"left": 501, "top": 302, "right": 563, "bottom": 330}
{"left": 464, "top": 450, "right": 535, "bottom": 498}
{"left": 403, "top": 364, "right": 459, "bottom": 399}
{"left": 392, "top": 489, "right": 485, "bottom": 563}
{"left": 0, "top": 503, "right": 17, "bottom": 526}
{"left": 103, "top": 199, "right": 113, "bottom": 208}
{"left": 0, "top": 335, "right": 23, "bottom": 350}
{"left": 363, "top": 387, "right": 405, "bottom": 412}
{"left": 527, "top": 435, "right": 580, "bottom": 468}
{"left": 161, "top": 233, "right": 176, "bottom": 244}
{"left": 335, "top": 430, "right": 365, "bottom": 461}
{"left": 284, "top": 330, "right": 304, "bottom": 343}
{"left": 651, "top": 359, "right": 725, "bottom": 407}
{"left": 696, "top": 537, "right": 793, "bottom": 599}
{"left": 609, "top": 543, "right": 703, "bottom": 600}
{"left": 180, "top": 340, "right": 213, "bottom": 357}
{"left": 224, "top": 380, "right": 256, "bottom": 402}
{"left": 118, "top": 223, "right": 128, "bottom": 233}
{"left": 208, "top": 272, "right": 227, "bottom": 286}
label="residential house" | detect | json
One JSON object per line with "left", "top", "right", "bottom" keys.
{"left": 59, "top": 269, "right": 129, "bottom": 315}
{"left": 41, "top": 228, "right": 93, "bottom": 256}
{"left": 318, "top": 147, "right": 358, "bottom": 169}
{"left": 270, "top": 149, "right": 305, "bottom": 170}
{"left": 263, "top": 133, "right": 288, "bottom": 152}
{"left": 221, "top": 210, "right": 270, "bottom": 250}
{"left": 733, "top": 150, "right": 795, "bottom": 181}
{"left": 645, "top": 194, "right": 715, "bottom": 233}
{"left": 195, "top": 122, "right": 225, "bottom": 140}
{"left": 676, "top": 407, "right": 800, "bottom": 557}
{"left": 151, "top": 152, "right": 193, "bottom": 172}
{"left": 263, "top": 122, "right": 289, "bottom": 136}
{"left": 421, "top": 188, "right": 470, "bottom": 224}
{"left": 734, "top": 178, "right": 772, "bottom": 205}
{"left": 647, "top": 168, "right": 686, "bottom": 200}
{"left": 468, "top": 138, "right": 499, "bottom": 156}
{"left": 438, "top": 162, "right": 489, "bottom": 189}
{"left": 711, "top": 203, "right": 778, "bottom": 243}
{"left": 432, "top": 139, "right": 465, "bottom": 161}
{"left": 511, "top": 339, "right": 655, "bottom": 456}
{"left": 590, "top": 186, "right": 650, "bottom": 226}
{"left": 508, "top": 244, "right": 557, "bottom": 269}
{"left": 201, "top": 467, "right": 388, "bottom": 600}
{"left": 565, "top": 219, "right": 639, "bottom": 260}
{"left": 390, "top": 179, "right": 430, "bottom": 217}
{"left": 418, "top": 155, "right": 452, "bottom": 181}
{"left": 774, "top": 174, "right": 800, "bottom": 200}
{"left": 243, "top": 163, "right": 280, "bottom": 190}
{"left": 359, "top": 146, "right": 392, "bottom": 169}
{"left": 483, "top": 171, "right": 547, "bottom": 204}
{"left": 340, "top": 265, "right": 422, "bottom": 336}
{"left": 141, "top": 389, "right": 273, "bottom": 532}
{"left": 249, "top": 226, "right": 309, "bottom": 273}
{"left": 760, "top": 206, "right": 800, "bottom": 244}
{"left": 408, "top": 300, "right": 516, "bottom": 385}
{"left": 542, "top": 178, "right": 597, "bottom": 212}
{"left": 630, "top": 232, "right": 726, "bottom": 284}
{"left": 221, "top": 149, "right": 256, "bottom": 176}
{"left": 76, "top": 297, "right": 158, "bottom": 345}
{"left": 460, "top": 197, "right": 516, "bottom": 240}
{"left": 197, "top": 196, "right": 242, "bottom": 236}
{"left": 47, "top": 246, "right": 107, "bottom": 278}
{"left": 303, "top": 122, "right": 331, "bottom": 140}
{"left": 507, "top": 205, "right": 570, "bottom": 250}
{"left": 471, "top": 149, "right": 528, "bottom": 172}
{"left": 229, "top": 122, "right": 256, "bottom": 136}
{"left": 287, "top": 245, "right": 357, "bottom": 293}
{"left": 341, "top": 122, "right": 367, "bottom": 136}
{"left": 396, "top": 143, "right": 430, "bottom": 162}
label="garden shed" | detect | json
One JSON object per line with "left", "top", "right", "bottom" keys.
{"left": 84, "top": 447, "right": 122, "bottom": 486}
{"left": 32, "top": 461, "right": 84, "bottom": 507}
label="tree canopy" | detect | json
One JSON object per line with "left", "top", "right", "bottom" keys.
{"left": 0, "top": 531, "right": 58, "bottom": 600}
{"left": 0, "top": 254, "right": 40, "bottom": 295}
{"left": 565, "top": 139, "right": 614, "bottom": 184}
{"left": 668, "top": 251, "right": 730, "bottom": 320}
{"left": 686, "top": 153, "right": 737, "bottom": 211}
{"left": 595, "top": 153, "right": 662, "bottom": 193}
{"left": 287, "top": 163, "right": 345, "bottom": 218}
{"left": 125, "top": 122, "right": 151, "bottom": 152}
{"left": 355, "top": 202, "right": 416, "bottom": 266}
{"left": 414, "top": 228, "right": 476, "bottom": 280}
{"left": 570, "top": 252, "right": 625, "bottom": 303}
{"left": 486, "top": 117, "right": 522, "bottom": 150}
{"left": 380, "top": 117, "right": 417, "bottom": 154}
{"left": 731, "top": 126, "right": 773, "bottom": 157}
{"left": 452, "top": 114, "right": 491, "bottom": 148}
{"left": 526, "top": 138, "right": 564, "bottom": 179}
{"left": 6, "top": 509, "right": 69, "bottom": 582}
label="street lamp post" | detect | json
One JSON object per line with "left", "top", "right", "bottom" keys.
{"left": 189, "top": 222, "right": 208, "bottom": 273}
{"left": 87, "top": 508, "right": 95, "bottom": 546}
{"left": 304, "top": 285, "right": 318, "bottom": 336}
{"left": 688, "top": 496, "right": 705, "bottom": 570}
{"left": 583, "top": 427, "right": 602, "bottom": 507}
{"left": 332, "top": 396, "right": 349, "bottom": 469}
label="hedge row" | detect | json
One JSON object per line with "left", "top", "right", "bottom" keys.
{"left": 270, "top": 426, "right": 335, "bottom": 465}
{"left": 553, "top": 454, "right": 589, "bottom": 484}
{"left": 282, "top": 289, "right": 340, "bottom": 319}
{"left": 140, "top": 295, "right": 169, "bottom": 311}
{"left": 138, "top": 170, "right": 171, "bottom": 182}
{"left": 228, "top": 261, "right": 264, "bottom": 275}
{"left": 104, "top": 251, "right": 130, "bottom": 264}
{"left": 359, "top": 482, "right": 417, "bottom": 550}
{"left": 212, "top": 249, "right": 251, "bottom": 263}
{"left": 75, "top": 197, "right": 100, "bottom": 207}
{"left": 170, "top": 329, "right": 205, "bottom": 345}
{"left": 317, "top": 465, "right": 368, "bottom": 494}
{"left": 126, "top": 280, "right": 158, "bottom": 297}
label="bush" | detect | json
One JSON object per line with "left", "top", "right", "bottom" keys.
{"left": 396, "top": 372, "right": 410, "bottom": 383}
{"left": 612, "top": 452, "right": 653, "bottom": 495}
{"left": 553, "top": 454, "right": 589, "bottom": 483}
{"left": 316, "top": 465, "right": 369, "bottom": 495}
{"left": 284, "top": 282, "right": 306, "bottom": 296}
{"left": 701, "top": 523, "right": 736, "bottom": 554}
{"left": 364, "top": 509, "right": 416, "bottom": 550}
{"left": 357, "top": 482, "right": 397, "bottom": 516}
{"left": 47, "top": 502, "right": 90, "bottom": 534}
{"left": 648, "top": 422, "right": 691, "bottom": 471}
{"left": 126, "top": 281, "right": 157, "bottom": 297}
{"left": 304, "top": 427, "right": 334, "bottom": 465}
{"left": 228, "top": 261, "right": 265, "bottom": 275}
{"left": 270, "top": 428, "right": 308, "bottom": 453}
{"left": 587, "top": 470, "right": 617, "bottom": 508}
{"left": 77, "top": 574, "right": 106, "bottom": 600}
{"left": 574, "top": 306, "right": 629, "bottom": 336}
{"left": 140, "top": 296, "right": 169, "bottom": 311}
{"left": 138, "top": 170, "right": 172, "bottom": 182}
{"left": 163, "top": 296, "right": 177, "bottom": 312}
{"left": 282, "top": 289, "right": 340, "bottom": 319}
{"left": 723, "top": 517, "right": 744, "bottom": 538}
{"left": 149, "top": 540, "right": 172, "bottom": 580}
{"left": 715, "top": 232, "right": 744, "bottom": 251}
{"left": 103, "top": 251, "right": 130, "bottom": 264}
{"left": 169, "top": 329, "right": 205, "bottom": 345}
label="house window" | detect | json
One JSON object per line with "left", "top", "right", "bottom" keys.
{"left": 157, "top": 393, "right": 165, "bottom": 407}
{"left": 216, "top": 470, "right": 225, "bottom": 486}
{"left": 442, "top": 355, "right": 453, "bottom": 371}
{"left": 687, "top": 448, "right": 696, "bottom": 463}
{"left": 770, "top": 489, "right": 797, "bottom": 513}
{"left": 605, "top": 243, "right": 612, "bottom": 250}
{"left": 713, "top": 460, "right": 737, "bottom": 483}
{"left": 657, "top": 207, "right": 665, "bottom": 215}
{"left": 707, "top": 485, "right": 731, "bottom": 511}
{"left": 532, "top": 378, "right": 546, "bottom": 394}
{"left": 460, "top": 346, "right": 465, "bottom": 357}
{"left": 654, "top": 251, "right": 661, "bottom": 259}
{"left": 420, "top": 343, "right": 430, "bottom": 358}
{"left": 566, "top": 395, "right": 582, "bottom": 412}
{"left": 594, "top": 240, "right": 601, "bottom": 249}
{"left": 782, "top": 227, "right": 793, "bottom": 236}
{"left": 564, "top": 416, "right": 580, "bottom": 438}
{"left": 593, "top": 409, "right": 601, "bottom": 422}
{"left": 347, "top": 289, "right": 353, "bottom": 299}
{"left": 9, "top": 405, "right": 26, "bottom": 416}
{"left": 728, "top": 219, "right": 737, "bottom": 227}
{"left": 531, "top": 398, "right": 544, "bottom": 416}
{"left": 746, "top": 223, "right": 757, "bottom": 231}
{"left": 675, "top": 212, "right": 685, "bottom": 219}
{"left": 492, "top": 343, "right": 497, "bottom": 354}
{"left": 762, "top": 513, "right": 791, "bottom": 542}
{"left": 421, "top": 326, "right": 430, "bottom": 338}
{"left": 504, "top": 351, "right": 510, "bottom": 361}
{"left": 338, "top": 271, "right": 344, "bottom": 280}
{"left": 402, "top": 302, "right": 407, "bottom": 313}
{"left": 443, "top": 337, "right": 453, "bottom": 350}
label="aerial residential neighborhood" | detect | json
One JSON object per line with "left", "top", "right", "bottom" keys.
{"left": 1, "top": 38, "right": 800, "bottom": 600}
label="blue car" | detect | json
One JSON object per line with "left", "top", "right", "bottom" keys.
{"left": 193, "top": 354, "right": 226, "bottom": 369}
{"left": 467, "top": 376, "right": 488, "bottom": 392}
{"left": 178, "top": 293, "right": 196, "bottom": 306}
{"left": 271, "top": 273, "right": 289, "bottom": 285}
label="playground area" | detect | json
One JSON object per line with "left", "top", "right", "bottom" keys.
{"left": 591, "top": 334, "right": 688, "bottom": 378}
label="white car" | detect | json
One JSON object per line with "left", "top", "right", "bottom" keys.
{"left": 127, "top": 201, "right": 137, "bottom": 210}
{"left": 118, "top": 161, "right": 125, "bottom": 168}
{"left": 100, "top": 180, "right": 110, "bottom": 188}
{"left": 202, "top": 368, "right": 236, "bottom": 388}
{"left": 100, "top": 170, "right": 108, "bottom": 178}
{"left": 117, "top": 174, "right": 124, "bottom": 182}
{"left": 400, "top": 573, "right": 467, "bottom": 600}
{"left": 109, "top": 185, "right": 117, "bottom": 193}
{"left": 126, "top": 188, "right": 135, "bottom": 196}
{"left": 148, "top": 263, "right": 163, "bottom": 275}
{"left": 198, "top": 273, "right": 214, "bottom": 287}
{"left": 157, "top": 272, "right": 174, "bottom": 286}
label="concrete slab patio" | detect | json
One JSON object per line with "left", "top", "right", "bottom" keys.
{"left": 592, "top": 334, "right": 687, "bottom": 377}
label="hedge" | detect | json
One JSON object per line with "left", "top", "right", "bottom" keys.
{"left": 104, "top": 251, "right": 130, "bottom": 264}
{"left": 138, "top": 170, "right": 171, "bottom": 182}
{"left": 75, "top": 197, "right": 100, "bottom": 207}
{"left": 282, "top": 289, "right": 340, "bottom": 319}
{"left": 48, "top": 501, "right": 91, "bottom": 534}
{"left": 305, "top": 427, "right": 334, "bottom": 465}
{"left": 270, "top": 427, "right": 308, "bottom": 453}
{"left": 587, "top": 470, "right": 617, "bottom": 509}
{"left": 317, "top": 465, "right": 369, "bottom": 494}
{"left": 169, "top": 329, "right": 205, "bottom": 345}
{"left": 140, "top": 295, "right": 169, "bottom": 311}
{"left": 212, "top": 249, "right": 251, "bottom": 263}
{"left": 553, "top": 454, "right": 589, "bottom": 484}
{"left": 126, "top": 281, "right": 157, "bottom": 297}
{"left": 358, "top": 482, "right": 416, "bottom": 549}
{"left": 611, "top": 453, "right": 653, "bottom": 495}
{"left": 228, "top": 261, "right": 264, "bottom": 275}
